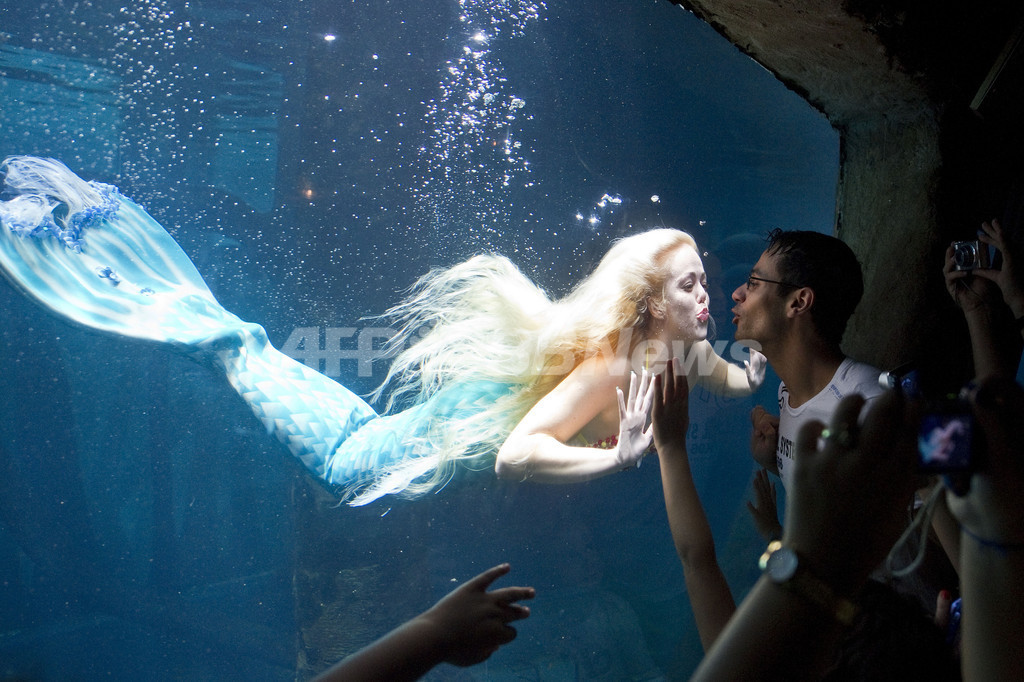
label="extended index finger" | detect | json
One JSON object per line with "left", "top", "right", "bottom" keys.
{"left": 462, "top": 563, "right": 512, "bottom": 592}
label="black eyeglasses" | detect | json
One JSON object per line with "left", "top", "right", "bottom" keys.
{"left": 746, "top": 275, "right": 802, "bottom": 289}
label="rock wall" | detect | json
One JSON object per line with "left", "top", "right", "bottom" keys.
{"left": 667, "top": 0, "right": 1024, "bottom": 380}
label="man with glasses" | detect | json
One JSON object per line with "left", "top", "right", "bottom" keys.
{"left": 730, "top": 229, "right": 882, "bottom": 511}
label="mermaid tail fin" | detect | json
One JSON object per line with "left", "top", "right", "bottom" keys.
{"left": 0, "top": 156, "right": 241, "bottom": 349}
{"left": 0, "top": 156, "right": 400, "bottom": 500}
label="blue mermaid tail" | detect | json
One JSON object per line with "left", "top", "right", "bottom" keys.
{"left": 0, "top": 156, "right": 494, "bottom": 505}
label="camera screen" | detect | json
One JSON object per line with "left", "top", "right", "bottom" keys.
{"left": 897, "top": 369, "right": 921, "bottom": 398}
{"left": 918, "top": 409, "right": 973, "bottom": 472}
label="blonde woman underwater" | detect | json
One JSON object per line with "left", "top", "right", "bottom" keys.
{"left": 0, "top": 156, "right": 765, "bottom": 505}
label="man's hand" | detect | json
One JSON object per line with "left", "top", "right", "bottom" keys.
{"left": 746, "top": 468, "right": 782, "bottom": 540}
{"left": 750, "top": 406, "right": 780, "bottom": 473}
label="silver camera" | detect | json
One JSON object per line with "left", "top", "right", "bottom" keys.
{"left": 952, "top": 240, "right": 991, "bottom": 271}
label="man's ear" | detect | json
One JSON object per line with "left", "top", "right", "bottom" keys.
{"left": 787, "top": 287, "right": 814, "bottom": 318}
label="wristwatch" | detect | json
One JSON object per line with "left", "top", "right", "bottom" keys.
{"left": 759, "top": 540, "right": 859, "bottom": 626}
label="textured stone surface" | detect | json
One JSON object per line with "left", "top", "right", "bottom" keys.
{"left": 669, "top": 0, "right": 930, "bottom": 123}
{"left": 668, "top": 0, "right": 1024, "bottom": 375}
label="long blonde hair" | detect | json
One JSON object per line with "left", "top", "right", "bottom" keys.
{"left": 373, "top": 227, "right": 698, "bottom": 494}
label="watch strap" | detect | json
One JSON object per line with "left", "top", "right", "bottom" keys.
{"left": 759, "top": 541, "right": 859, "bottom": 626}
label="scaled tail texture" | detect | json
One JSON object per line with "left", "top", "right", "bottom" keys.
{"left": 0, "top": 156, "right": 461, "bottom": 505}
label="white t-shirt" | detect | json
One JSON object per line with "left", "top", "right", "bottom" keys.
{"left": 776, "top": 357, "right": 883, "bottom": 490}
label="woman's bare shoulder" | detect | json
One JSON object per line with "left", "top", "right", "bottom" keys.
{"left": 565, "top": 350, "right": 631, "bottom": 391}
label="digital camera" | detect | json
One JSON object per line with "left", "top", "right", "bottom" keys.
{"left": 951, "top": 240, "right": 991, "bottom": 271}
{"left": 882, "top": 364, "right": 975, "bottom": 472}
{"left": 917, "top": 397, "right": 974, "bottom": 473}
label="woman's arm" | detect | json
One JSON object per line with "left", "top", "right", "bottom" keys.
{"left": 944, "top": 240, "right": 1022, "bottom": 379}
{"left": 315, "top": 563, "right": 534, "bottom": 682}
{"left": 689, "top": 340, "right": 766, "bottom": 397}
{"left": 974, "top": 218, "right": 1024, "bottom": 333}
{"left": 495, "top": 356, "right": 655, "bottom": 483}
{"left": 747, "top": 469, "right": 783, "bottom": 541}
{"left": 693, "top": 390, "right": 919, "bottom": 681}
{"left": 946, "top": 377, "right": 1024, "bottom": 681}
{"left": 652, "top": 359, "right": 736, "bottom": 650}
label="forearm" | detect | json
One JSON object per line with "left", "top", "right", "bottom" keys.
{"left": 963, "top": 306, "right": 1022, "bottom": 379}
{"left": 314, "top": 618, "right": 441, "bottom": 682}
{"left": 695, "top": 345, "right": 751, "bottom": 397}
{"left": 691, "top": 576, "right": 843, "bottom": 680}
{"left": 958, "top": 533, "right": 1024, "bottom": 681}
{"left": 496, "top": 433, "right": 626, "bottom": 483}
{"left": 928, "top": 490, "right": 961, "bottom": 575}
{"left": 1002, "top": 285, "right": 1024, "bottom": 321}
{"left": 658, "top": 442, "right": 736, "bottom": 649}
{"left": 719, "top": 361, "right": 753, "bottom": 396}
{"left": 658, "top": 443, "right": 716, "bottom": 567}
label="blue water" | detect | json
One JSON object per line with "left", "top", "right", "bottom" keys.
{"left": 0, "top": 1, "right": 837, "bottom": 679}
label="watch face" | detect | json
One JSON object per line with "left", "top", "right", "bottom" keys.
{"left": 767, "top": 546, "right": 799, "bottom": 582}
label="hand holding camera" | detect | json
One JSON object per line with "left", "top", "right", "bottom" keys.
{"left": 950, "top": 239, "right": 993, "bottom": 272}
{"left": 945, "top": 226, "right": 1004, "bottom": 314}
{"left": 967, "top": 219, "right": 1024, "bottom": 319}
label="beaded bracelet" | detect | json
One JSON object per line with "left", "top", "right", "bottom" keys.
{"left": 960, "top": 523, "right": 1024, "bottom": 554}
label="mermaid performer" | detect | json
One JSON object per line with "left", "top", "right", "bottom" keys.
{"left": 0, "top": 156, "right": 765, "bottom": 505}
